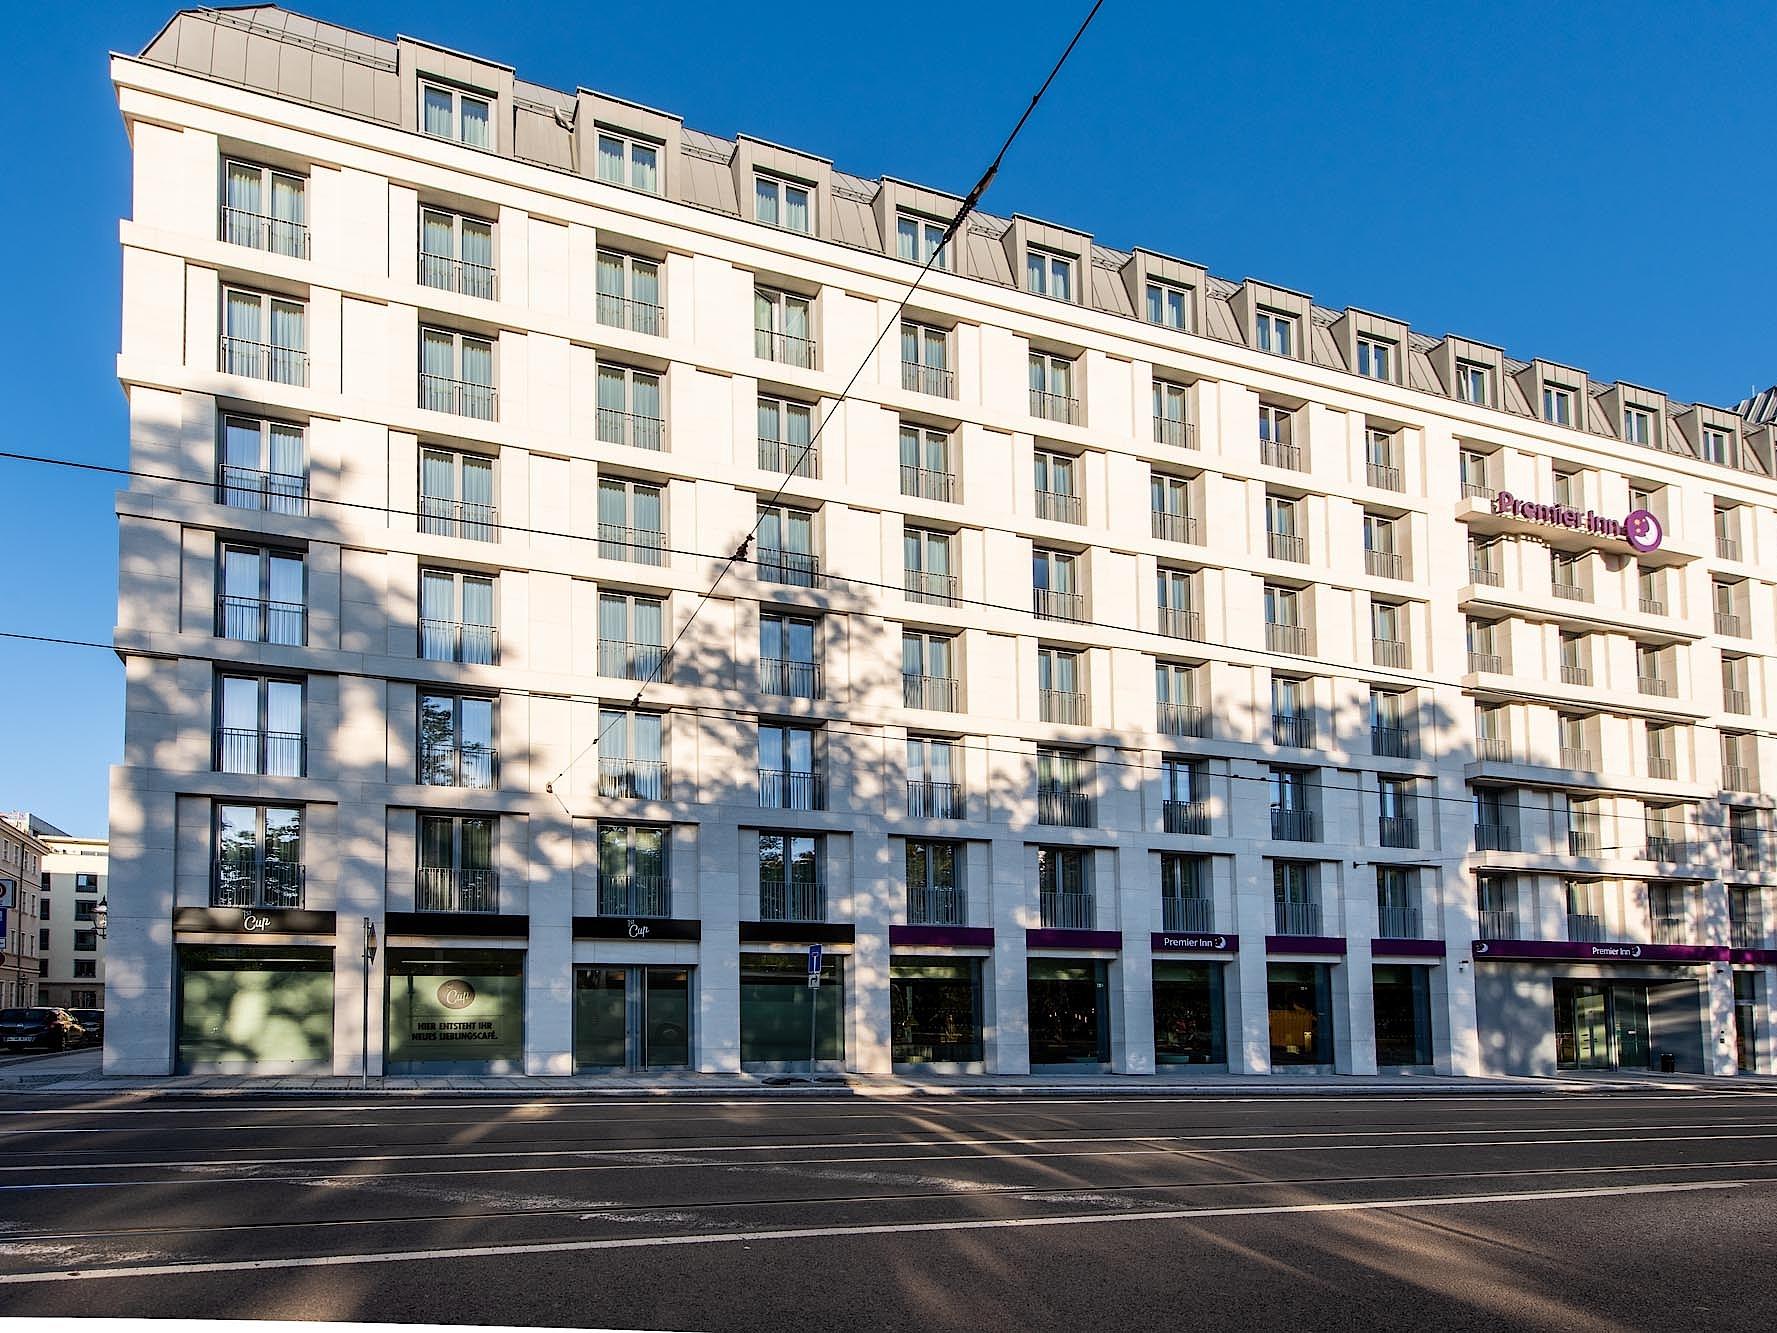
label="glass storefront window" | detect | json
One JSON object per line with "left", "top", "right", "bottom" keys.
{"left": 386, "top": 949, "right": 524, "bottom": 1073}
{"left": 1028, "top": 959, "right": 1108, "bottom": 1066}
{"left": 574, "top": 965, "right": 692, "bottom": 1070}
{"left": 1268, "top": 962, "right": 1333, "bottom": 1065}
{"left": 739, "top": 952, "right": 844, "bottom": 1068}
{"left": 176, "top": 945, "right": 333, "bottom": 1072}
{"left": 890, "top": 958, "right": 983, "bottom": 1065}
{"left": 1372, "top": 964, "right": 1431, "bottom": 1066}
{"left": 1152, "top": 961, "right": 1225, "bottom": 1065}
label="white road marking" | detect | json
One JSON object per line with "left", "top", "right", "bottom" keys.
{"left": 0, "top": 1180, "right": 1748, "bottom": 1285}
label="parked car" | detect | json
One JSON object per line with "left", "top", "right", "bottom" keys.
{"left": 0, "top": 1008, "right": 87, "bottom": 1052}
{"left": 69, "top": 1010, "right": 104, "bottom": 1046}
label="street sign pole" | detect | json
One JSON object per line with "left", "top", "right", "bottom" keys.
{"left": 361, "top": 917, "right": 377, "bottom": 1088}
{"left": 806, "top": 943, "right": 823, "bottom": 1075}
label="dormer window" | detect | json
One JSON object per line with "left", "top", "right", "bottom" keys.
{"left": 1623, "top": 406, "right": 1652, "bottom": 445}
{"left": 896, "top": 213, "right": 948, "bottom": 270}
{"left": 595, "top": 131, "right": 661, "bottom": 194}
{"left": 1356, "top": 337, "right": 1393, "bottom": 381}
{"left": 421, "top": 82, "right": 491, "bottom": 149}
{"left": 1458, "top": 360, "right": 1491, "bottom": 406}
{"left": 1146, "top": 281, "right": 1188, "bottom": 331}
{"left": 1701, "top": 425, "right": 1732, "bottom": 465}
{"left": 1025, "top": 248, "right": 1073, "bottom": 300}
{"left": 1542, "top": 383, "right": 1575, "bottom": 427}
{"left": 755, "top": 174, "right": 811, "bottom": 233}
{"left": 1255, "top": 310, "right": 1295, "bottom": 357}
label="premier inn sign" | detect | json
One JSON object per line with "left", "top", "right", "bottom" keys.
{"left": 1492, "top": 491, "right": 1664, "bottom": 553}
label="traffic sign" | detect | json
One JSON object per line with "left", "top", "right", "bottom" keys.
{"left": 807, "top": 943, "right": 823, "bottom": 988}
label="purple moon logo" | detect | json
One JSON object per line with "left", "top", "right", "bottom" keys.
{"left": 1624, "top": 508, "right": 1663, "bottom": 554}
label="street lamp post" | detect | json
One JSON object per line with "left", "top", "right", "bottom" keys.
{"left": 361, "top": 917, "right": 377, "bottom": 1088}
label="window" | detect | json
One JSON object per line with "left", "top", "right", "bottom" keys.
{"left": 907, "top": 736, "right": 960, "bottom": 818}
{"left": 419, "top": 207, "right": 495, "bottom": 299}
{"left": 1722, "top": 731, "right": 1755, "bottom": 790}
{"left": 1559, "top": 631, "right": 1591, "bottom": 685}
{"left": 1623, "top": 406, "right": 1652, "bottom": 446}
{"left": 902, "top": 631, "right": 958, "bottom": 711}
{"left": 1161, "top": 854, "right": 1211, "bottom": 930}
{"left": 1258, "top": 403, "right": 1299, "bottom": 468}
{"left": 1723, "top": 655, "right": 1751, "bottom": 712}
{"left": 1272, "top": 860, "right": 1319, "bottom": 933}
{"left": 216, "top": 674, "right": 303, "bottom": 776}
{"left": 903, "top": 527, "right": 956, "bottom": 606}
{"left": 420, "top": 448, "right": 497, "bottom": 542}
{"left": 1371, "top": 687, "right": 1412, "bottom": 757}
{"left": 1032, "top": 548, "right": 1081, "bottom": 620}
{"left": 1715, "top": 503, "right": 1741, "bottom": 560}
{"left": 419, "top": 569, "right": 496, "bottom": 665}
{"left": 1458, "top": 447, "right": 1491, "bottom": 498}
{"left": 756, "top": 504, "right": 818, "bottom": 586}
{"left": 597, "top": 824, "right": 668, "bottom": 917}
{"left": 599, "top": 593, "right": 667, "bottom": 683}
{"left": 755, "top": 174, "right": 811, "bottom": 233}
{"left": 1372, "top": 601, "right": 1408, "bottom": 667}
{"left": 219, "top": 414, "right": 307, "bottom": 513}
{"left": 1038, "top": 647, "right": 1085, "bottom": 724}
{"left": 421, "top": 81, "right": 492, "bottom": 149}
{"left": 1033, "top": 450, "right": 1081, "bottom": 524}
{"left": 221, "top": 158, "right": 307, "bottom": 257}
{"left": 1037, "top": 847, "right": 1090, "bottom": 925}
{"left": 1377, "top": 867, "right": 1419, "bottom": 937}
{"left": 900, "top": 423, "right": 956, "bottom": 502}
{"left": 1025, "top": 247, "right": 1074, "bottom": 300}
{"left": 1558, "top": 713, "right": 1591, "bottom": 769}
{"left": 1636, "top": 642, "right": 1673, "bottom": 696}
{"left": 1363, "top": 513, "right": 1404, "bottom": 579}
{"left": 597, "top": 477, "right": 665, "bottom": 565}
{"left": 73, "top": 931, "right": 97, "bottom": 953}
{"left": 1156, "top": 661, "right": 1204, "bottom": 738}
{"left": 1552, "top": 468, "right": 1579, "bottom": 508}
{"left": 1542, "top": 383, "right": 1575, "bottom": 427}
{"left": 1153, "top": 380, "right": 1192, "bottom": 447}
{"left": 417, "top": 814, "right": 497, "bottom": 913}
{"left": 74, "top": 897, "right": 96, "bottom": 916}
{"left": 1365, "top": 428, "right": 1402, "bottom": 491}
{"left": 1701, "top": 426, "right": 1732, "bottom": 466}
{"left": 900, "top": 321, "right": 953, "bottom": 397}
{"left": 218, "top": 545, "right": 305, "bottom": 646}
{"left": 760, "top": 612, "right": 820, "bottom": 698}
{"left": 896, "top": 212, "right": 949, "bottom": 269}
{"left": 1271, "top": 675, "right": 1312, "bottom": 748}
{"left": 419, "top": 694, "right": 496, "bottom": 789}
{"left": 1715, "top": 579, "right": 1744, "bottom": 635}
{"left": 596, "top": 249, "right": 664, "bottom": 335}
{"left": 1255, "top": 309, "right": 1295, "bottom": 357}
{"left": 760, "top": 724, "right": 822, "bottom": 810}
{"left": 1029, "top": 353, "right": 1077, "bottom": 423}
{"left": 420, "top": 327, "right": 496, "bottom": 420}
{"left": 597, "top": 709, "right": 666, "bottom": 800}
{"left": 1151, "top": 472, "right": 1195, "bottom": 543}
{"left": 1457, "top": 361, "right": 1491, "bottom": 406}
{"left": 1158, "top": 568, "right": 1198, "bottom": 639}
{"left": 215, "top": 804, "right": 303, "bottom": 908}
{"left": 1263, "top": 585, "right": 1305, "bottom": 653}
{"left": 1036, "top": 749, "right": 1091, "bottom": 825}
{"left": 595, "top": 130, "right": 661, "bottom": 193}
{"left": 906, "top": 841, "right": 963, "bottom": 925}
{"left": 1356, "top": 337, "right": 1393, "bottom": 381}
{"left": 37, "top": 929, "right": 48, "bottom": 950}
{"left": 598, "top": 363, "right": 665, "bottom": 450}
{"left": 1146, "top": 281, "right": 1188, "bottom": 330}
{"left": 759, "top": 833, "right": 823, "bottom": 920}
{"left": 1551, "top": 550, "right": 1587, "bottom": 600}
{"left": 755, "top": 288, "right": 815, "bottom": 369}
{"left": 1265, "top": 494, "right": 1305, "bottom": 562}
{"left": 1378, "top": 777, "right": 1416, "bottom": 848}
{"left": 222, "top": 287, "right": 307, "bottom": 385}
{"left": 1637, "top": 564, "right": 1665, "bottom": 614}
{"left": 756, "top": 394, "right": 816, "bottom": 476}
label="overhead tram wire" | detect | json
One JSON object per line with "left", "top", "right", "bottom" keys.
{"left": 542, "top": 0, "right": 1109, "bottom": 802}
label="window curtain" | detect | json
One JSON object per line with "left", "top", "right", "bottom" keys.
{"left": 902, "top": 532, "right": 922, "bottom": 575}
{"left": 270, "top": 299, "right": 304, "bottom": 352}
{"left": 754, "top": 178, "right": 778, "bottom": 226}
{"left": 422, "top": 330, "right": 455, "bottom": 382}
{"left": 270, "top": 173, "right": 304, "bottom": 255}
{"left": 460, "top": 697, "right": 493, "bottom": 750}
{"left": 459, "top": 97, "right": 490, "bottom": 148}
{"left": 899, "top": 427, "right": 918, "bottom": 471}
{"left": 896, "top": 217, "right": 917, "bottom": 262}
{"left": 224, "top": 163, "right": 260, "bottom": 246}
{"left": 421, "top": 210, "right": 453, "bottom": 263}
{"left": 925, "top": 636, "right": 951, "bottom": 679}
{"left": 598, "top": 480, "right": 628, "bottom": 530}
{"left": 785, "top": 403, "right": 811, "bottom": 448}
{"left": 221, "top": 548, "right": 258, "bottom": 601}
{"left": 460, "top": 219, "right": 493, "bottom": 271}
{"left": 597, "top": 135, "right": 624, "bottom": 184}
{"left": 599, "top": 366, "right": 628, "bottom": 416}
{"left": 925, "top": 742, "right": 953, "bottom": 786}
{"left": 901, "top": 634, "right": 922, "bottom": 680}
{"left": 786, "top": 617, "right": 814, "bottom": 665}
{"left": 421, "top": 450, "right": 455, "bottom": 503}
{"left": 631, "top": 259, "right": 659, "bottom": 308}
{"left": 1028, "top": 355, "right": 1045, "bottom": 395}
{"left": 600, "top": 709, "right": 630, "bottom": 761}
{"left": 925, "top": 535, "right": 949, "bottom": 578}
{"left": 596, "top": 251, "right": 624, "bottom": 299}
{"left": 633, "top": 713, "right": 662, "bottom": 766}
{"left": 632, "top": 373, "right": 661, "bottom": 422}
{"left": 226, "top": 290, "right": 261, "bottom": 344}
{"left": 219, "top": 677, "right": 258, "bottom": 732}
{"left": 460, "top": 456, "right": 494, "bottom": 510}
{"left": 267, "top": 423, "right": 304, "bottom": 508}
{"left": 1026, "top": 252, "right": 1044, "bottom": 294}
{"left": 630, "top": 142, "right": 659, "bottom": 192}
{"left": 460, "top": 337, "right": 493, "bottom": 389}
{"left": 265, "top": 680, "right": 301, "bottom": 737}
{"left": 420, "top": 571, "right": 453, "bottom": 625}
{"left": 758, "top": 725, "right": 784, "bottom": 772}
{"left": 784, "top": 511, "right": 812, "bottom": 555}
{"left": 756, "top": 507, "right": 781, "bottom": 553}
{"left": 900, "top": 323, "right": 918, "bottom": 365}
{"left": 757, "top": 396, "right": 780, "bottom": 444}
{"left": 459, "top": 817, "right": 493, "bottom": 870}
{"left": 633, "top": 598, "right": 663, "bottom": 649}
{"left": 785, "top": 187, "right": 809, "bottom": 233}
{"left": 423, "top": 87, "right": 454, "bottom": 138}
{"left": 632, "top": 485, "right": 661, "bottom": 535}
{"left": 461, "top": 576, "right": 494, "bottom": 629}
{"left": 599, "top": 594, "right": 629, "bottom": 647}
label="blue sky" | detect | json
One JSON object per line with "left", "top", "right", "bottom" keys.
{"left": 3, "top": 0, "right": 1775, "bottom": 833}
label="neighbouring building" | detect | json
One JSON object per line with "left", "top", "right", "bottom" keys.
{"left": 106, "top": 5, "right": 1775, "bottom": 1078}
{"left": 39, "top": 829, "right": 108, "bottom": 1011}
{"left": 0, "top": 815, "right": 47, "bottom": 1009}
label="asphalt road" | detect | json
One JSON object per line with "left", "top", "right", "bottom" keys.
{"left": 0, "top": 1088, "right": 1771, "bottom": 1331}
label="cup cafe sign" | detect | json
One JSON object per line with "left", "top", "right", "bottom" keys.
{"left": 1491, "top": 491, "right": 1664, "bottom": 553}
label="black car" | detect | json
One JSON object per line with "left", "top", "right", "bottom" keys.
{"left": 69, "top": 1010, "right": 104, "bottom": 1046}
{"left": 0, "top": 1008, "right": 87, "bottom": 1052}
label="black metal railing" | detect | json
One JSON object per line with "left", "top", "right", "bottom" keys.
{"left": 220, "top": 205, "right": 309, "bottom": 257}
{"left": 1643, "top": 834, "right": 1693, "bottom": 864}
{"left": 419, "top": 373, "right": 497, "bottom": 421}
{"left": 1479, "top": 909, "right": 1518, "bottom": 939}
{"left": 1163, "top": 896, "right": 1213, "bottom": 932}
{"left": 758, "top": 437, "right": 820, "bottom": 478}
{"left": 599, "top": 638, "right": 669, "bottom": 683}
{"left": 217, "top": 464, "right": 308, "bottom": 514}
{"left": 597, "top": 523, "right": 667, "bottom": 565}
{"left": 1377, "top": 905, "right": 1422, "bottom": 939}
{"left": 1267, "top": 532, "right": 1307, "bottom": 562}
{"left": 1034, "top": 588, "right": 1084, "bottom": 622}
{"left": 1260, "top": 439, "right": 1303, "bottom": 471}
{"left": 1272, "top": 712, "right": 1315, "bottom": 749}
{"left": 1366, "top": 462, "right": 1403, "bottom": 492}
{"left": 1271, "top": 807, "right": 1319, "bottom": 841}
{"left": 1378, "top": 816, "right": 1417, "bottom": 849}
{"left": 755, "top": 548, "right": 820, "bottom": 588}
{"left": 1717, "top": 536, "right": 1742, "bottom": 561}
{"left": 1560, "top": 747, "right": 1594, "bottom": 771}
{"left": 759, "top": 768, "right": 824, "bottom": 811}
{"left": 759, "top": 657, "right": 821, "bottom": 698}
{"left": 1724, "top": 688, "right": 1750, "bottom": 714}
{"left": 1030, "top": 388, "right": 1079, "bottom": 424}
{"left": 419, "top": 619, "right": 496, "bottom": 665}
{"left": 755, "top": 327, "right": 816, "bottom": 369}
{"left": 1266, "top": 622, "right": 1309, "bottom": 655}
{"left": 1474, "top": 821, "right": 1518, "bottom": 851}
{"left": 597, "top": 292, "right": 664, "bottom": 336}
{"left": 1038, "top": 789, "right": 1093, "bottom": 827}
{"left": 418, "top": 497, "right": 498, "bottom": 542}
{"left": 1468, "top": 651, "right": 1505, "bottom": 674}
{"left": 907, "top": 780, "right": 963, "bottom": 820}
{"left": 901, "top": 361, "right": 955, "bottom": 397}
{"left": 1274, "top": 900, "right": 1322, "bottom": 934}
{"left": 760, "top": 877, "right": 825, "bottom": 922}
{"left": 1475, "top": 734, "right": 1514, "bottom": 762}
{"left": 1470, "top": 563, "right": 1504, "bottom": 587}
{"left": 212, "top": 860, "right": 304, "bottom": 909}
{"left": 1157, "top": 702, "right": 1208, "bottom": 738}
{"left": 1164, "top": 800, "right": 1211, "bottom": 835}
{"left": 1373, "top": 638, "right": 1410, "bottom": 669}
{"left": 417, "top": 866, "right": 499, "bottom": 913}
{"left": 1040, "top": 689, "right": 1087, "bottom": 725}
{"left": 1716, "top": 611, "right": 1745, "bottom": 637}
{"left": 220, "top": 336, "right": 308, "bottom": 386}
{"left": 1566, "top": 913, "right": 1604, "bottom": 943}
{"left": 903, "top": 674, "right": 959, "bottom": 712}
{"left": 1153, "top": 416, "right": 1196, "bottom": 448}
{"left": 1561, "top": 664, "right": 1592, "bottom": 686}
{"left": 599, "top": 873, "right": 669, "bottom": 918}
{"left": 418, "top": 251, "right": 496, "bottom": 299}
{"left": 1371, "top": 724, "right": 1412, "bottom": 758}
{"left": 1159, "top": 607, "right": 1202, "bottom": 640}
{"left": 216, "top": 728, "right": 304, "bottom": 776}
{"left": 1151, "top": 510, "right": 1199, "bottom": 544}
{"left": 1035, "top": 488, "right": 1083, "bottom": 524}
{"left": 598, "top": 408, "right": 665, "bottom": 451}
{"left": 217, "top": 596, "right": 306, "bottom": 646}
{"left": 904, "top": 570, "right": 959, "bottom": 606}
{"left": 908, "top": 884, "right": 966, "bottom": 926}
{"left": 900, "top": 464, "right": 957, "bottom": 503}
{"left": 1551, "top": 580, "right": 1590, "bottom": 602}
{"left": 1365, "top": 549, "right": 1406, "bottom": 580}
{"left": 420, "top": 742, "right": 497, "bottom": 789}
{"left": 597, "top": 758, "right": 668, "bottom": 801}
{"left": 1723, "top": 764, "right": 1755, "bottom": 792}
{"left": 1040, "top": 890, "right": 1094, "bottom": 929}
{"left": 1638, "top": 675, "right": 1674, "bottom": 698}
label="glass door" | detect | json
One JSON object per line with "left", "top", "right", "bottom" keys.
{"left": 1570, "top": 984, "right": 1611, "bottom": 1068}
{"left": 575, "top": 966, "right": 693, "bottom": 1070}
{"left": 1735, "top": 973, "right": 1759, "bottom": 1072}
{"left": 1611, "top": 985, "right": 1652, "bottom": 1070}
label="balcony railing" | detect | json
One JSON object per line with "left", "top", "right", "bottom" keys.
{"left": 596, "top": 292, "right": 664, "bottom": 336}
{"left": 1724, "top": 688, "right": 1750, "bottom": 714}
{"left": 755, "top": 327, "right": 816, "bottom": 369}
{"left": 220, "top": 205, "right": 309, "bottom": 257}
{"left": 1163, "top": 895, "right": 1214, "bottom": 933}
{"left": 1731, "top": 915, "right": 1766, "bottom": 949}
{"left": 1723, "top": 764, "right": 1755, "bottom": 792}
{"left": 212, "top": 860, "right": 304, "bottom": 910}
{"left": 1462, "top": 480, "right": 1496, "bottom": 501}
{"left": 1274, "top": 900, "right": 1322, "bottom": 935}
{"left": 1260, "top": 439, "right": 1303, "bottom": 471}
{"left": 417, "top": 866, "right": 498, "bottom": 913}
{"left": 418, "top": 251, "right": 496, "bottom": 300}
{"left": 1643, "top": 835, "right": 1693, "bottom": 863}
{"left": 1566, "top": 913, "right": 1605, "bottom": 943}
{"left": 904, "top": 569, "right": 959, "bottom": 606}
{"left": 1267, "top": 532, "right": 1307, "bottom": 562}
{"left": 908, "top": 883, "right": 966, "bottom": 926}
{"left": 1474, "top": 822, "right": 1518, "bottom": 852}
{"left": 217, "top": 595, "right": 306, "bottom": 646}
{"left": 1040, "top": 889, "right": 1094, "bottom": 930}
{"left": 1476, "top": 735, "right": 1514, "bottom": 762}
{"left": 1272, "top": 712, "right": 1314, "bottom": 749}
{"left": 1560, "top": 747, "right": 1594, "bottom": 771}
{"left": 1468, "top": 651, "right": 1505, "bottom": 674}
{"left": 1151, "top": 510, "right": 1199, "bottom": 544}
{"left": 1647, "top": 756, "right": 1677, "bottom": 780}
{"left": 1034, "top": 588, "right": 1085, "bottom": 622}
{"left": 217, "top": 464, "right": 308, "bottom": 514}
{"left": 1732, "top": 835, "right": 1763, "bottom": 872}
{"left": 1651, "top": 916, "right": 1690, "bottom": 945}
{"left": 1157, "top": 701, "right": 1208, "bottom": 738}
{"left": 1639, "top": 596, "right": 1666, "bottom": 615}
{"left": 597, "top": 523, "right": 667, "bottom": 566}
{"left": 220, "top": 336, "right": 308, "bottom": 386}
{"left": 1379, "top": 816, "right": 1417, "bottom": 849}
{"left": 1265, "top": 622, "right": 1309, "bottom": 655}
{"left": 1560, "top": 665, "right": 1592, "bottom": 686}
{"left": 599, "top": 639, "right": 669, "bottom": 683}
{"left": 760, "top": 768, "right": 824, "bottom": 811}
{"left": 419, "top": 496, "right": 498, "bottom": 543}
{"left": 1372, "top": 724, "right": 1412, "bottom": 758}
{"left": 900, "top": 464, "right": 957, "bottom": 503}
{"left": 1715, "top": 611, "right": 1745, "bottom": 637}
{"left": 758, "top": 437, "right": 820, "bottom": 478}
{"left": 598, "top": 408, "right": 665, "bottom": 451}
{"left": 901, "top": 361, "right": 955, "bottom": 398}
{"left": 420, "top": 742, "right": 497, "bottom": 790}
{"left": 1717, "top": 537, "right": 1742, "bottom": 561}
{"left": 907, "top": 779, "right": 963, "bottom": 820}
{"left": 598, "top": 873, "right": 668, "bottom": 918}
{"left": 1034, "top": 488, "right": 1083, "bottom": 524}
{"left": 756, "top": 548, "right": 820, "bottom": 588}
{"left": 1158, "top": 607, "right": 1202, "bottom": 640}
{"left": 217, "top": 728, "right": 304, "bottom": 777}
{"left": 1030, "top": 388, "right": 1079, "bottom": 424}
{"left": 420, "top": 618, "right": 496, "bottom": 665}
{"left": 1567, "top": 828, "right": 1602, "bottom": 858}
{"left": 1373, "top": 638, "right": 1410, "bottom": 669}
{"left": 1366, "top": 462, "right": 1403, "bottom": 492}
{"left": 903, "top": 673, "right": 959, "bottom": 712}
{"left": 1550, "top": 580, "right": 1590, "bottom": 602}
{"left": 1271, "top": 808, "right": 1319, "bottom": 842}
{"left": 1038, "top": 789, "right": 1093, "bottom": 827}
{"left": 1153, "top": 416, "right": 1196, "bottom": 449}
{"left": 1470, "top": 564, "right": 1504, "bottom": 587}
{"left": 1377, "top": 904, "right": 1422, "bottom": 939}
{"left": 759, "top": 657, "right": 820, "bottom": 698}
{"left": 597, "top": 758, "right": 669, "bottom": 801}
{"left": 1479, "top": 909, "right": 1518, "bottom": 939}
{"left": 1638, "top": 675, "right": 1674, "bottom": 698}
{"left": 1365, "top": 549, "right": 1406, "bottom": 580}
{"left": 760, "top": 877, "right": 826, "bottom": 923}
{"left": 1164, "top": 799, "right": 1210, "bottom": 835}
{"left": 419, "top": 373, "right": 497, "bottom": 421}
{"left": 1040, "top": 689, "right": 1088, "bottom": 725}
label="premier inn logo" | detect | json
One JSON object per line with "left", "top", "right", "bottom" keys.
{"left": 1492, "top": 492, "right": 1664, "bottom": 553}
{"left": 436, "top": 979, "right": 477, "bottom": 1010}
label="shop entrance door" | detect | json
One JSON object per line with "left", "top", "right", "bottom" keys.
{"left": 1555, "top": 980, "right": 1653, "bottom": 1071}
{"left": 1027, "top": 960, "right": 1109, "bottom": 1067}
{"left": 1735, "top": 973, "right": 1759, "bottom": 1072}
{"left": 573, "top": 966, "right": 691, "bottom": 1070}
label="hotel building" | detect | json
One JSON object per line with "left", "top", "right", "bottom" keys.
{"left": 107, "top": 5, "right": 1775, "bottom": 1077}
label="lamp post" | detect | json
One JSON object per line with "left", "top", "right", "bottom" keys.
{"left": 361, "top": 917, "right": 377, "bottom": 1088}
{"left": 93, "top": 897, "right": 109, "bottom": 940}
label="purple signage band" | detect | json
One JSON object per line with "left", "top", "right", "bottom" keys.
{"left": 1026, "top": 928, "right": 1122, "bottom": 951}
{"left": 1473, "top": 938, "right": 1720, "bottom": 964}
{"left": 1265, "top": 934, "right": 1348, "bottom": 956}
{"left": 1730, "top": 948, "right": 1777, "bottom": 966}
{"left": 890, "top": 925, "right": 995, "bottom": 949}
{"left": 1151, "top": 932, "right": 1239, "bottom": 954}
{"left": 1372, "top": 937, "right": 1447, "bottom": 959}
{"left": 1491, "top": 492, "right": 1664, "bottom": 554}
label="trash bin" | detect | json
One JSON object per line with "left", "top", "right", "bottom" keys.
{"left": 1659, "top": 1052, "right": 1676, "bottom": 1073}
